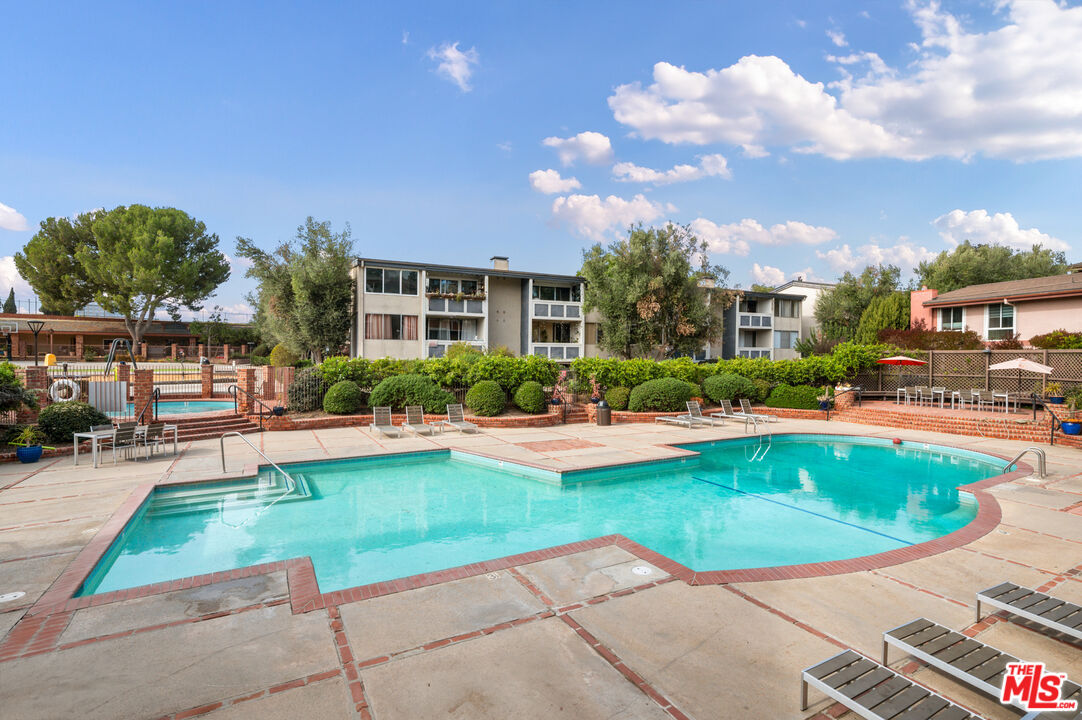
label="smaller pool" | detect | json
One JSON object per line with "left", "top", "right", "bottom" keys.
{"left": 111, "top": 400, "right": 235, "bottom": 416}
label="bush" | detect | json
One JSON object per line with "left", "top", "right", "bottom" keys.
{"left": 323, "top": 380, "right": 363, "bottom": 414}
{"left": 287, "top": 367, "right": 325, "bottom": 411}
{"left": 369, "top": 374, "right": 454, "bottom": 414}
{"left": 250, "top": 355, "right": 269, "bottom": 366}
{"left": 0, "top": 362, "right": 37, "bottom": 413}
{"left": 751, "top": 378, "right": 773, "bottom": 403}
{"left": 251, "top": 343, "right": 271, "bottom": 358}
{"left": 702, "top": 373, "right": 757, "bottom": 404}
{"left": 37, "top": 401, "right": 110, "bottom": 443}
{"left": 512, "top": 381, "right": 545, "bottom": 414}
{"left": 321, "top": 356, "right": 373, "bottom": 388}
{"left": 465, "top": 380, "right": 506, "bottom": 416}
{"left": 628, "top": 377, "right": 696, "bottom": 412}
{"left": 764, "top": 384, "right": 821, "bottom": 409}
{"left": 604, "top": 386, "right": 630, "bottom": 411}
{"left": 269, "top": 344, "right": 298, "bottom": 367}
{"left": 1030, "top": 329, "right": 1082, "bottom": 349}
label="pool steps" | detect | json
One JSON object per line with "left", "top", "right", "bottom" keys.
{"left": 146, "top": 473, "right": 314, "bottom": 517}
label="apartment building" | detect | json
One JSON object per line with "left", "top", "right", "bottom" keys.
{"left": 771, "top": 278, "right": 836, "bottom": 339}
{"left": 350, "top": 256, "right": 599, "bottom": 360}
{"left": 718, "top": 290, "right": 805, "bottom": 360}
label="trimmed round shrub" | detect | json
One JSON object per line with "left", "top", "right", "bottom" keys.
{"left": 269, "top": 343, "right": 298, "bottom": 367}
{"left": 369, "top": 374, "right": 454, "bottom": 414}
{"left": 251, "top": 343, "right": 271, "bottom": 358}
{"left": 702, "top": 373, "right": 757, "bottom": 404}
{"left": 765, "top": 384, "right": 821, "bottom": 409}
{"left": 604, "top": 386, "right": 630, "bottom": 411}
{"left": 287, "top": 367, "right": 325, "bottom": 411}
{"left": 751, "top": 378, "right": 773, "bottom": 403}
{"left": 627, "top": 378, "right": 696, "bottom": 412}
{"left": 37, "top": 401, "right": 110, "bottom": 443}
{"left": 465, "top": 380, "right": 506, "bottom": 417}
{"left": 512, "top": 381, "right": 545, "bottom": 414}
{"left": 323, "top": 380, "right": 363, "bottom": 414}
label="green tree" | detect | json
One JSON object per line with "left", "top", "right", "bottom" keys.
{"left": 237, "top": 217, "right": 354, "bottom": 363}
{"left": 814, "top": 265, "right": 900, "bottom": 341}
{"left": 14, "top": 210, "right": 103, "bottom": 315}
{"left": 749, "top": 283, "right": 775, "bottom": 293}
{"left": 916, "top": 241, "right": 1067, "bottom": 292}
{"left": 73, "top": 205, "right": 230, "bottom": 347}
{"left": 854, "top": 291, "right": 910, "bottom": 344}
{"left": 579, "top": 223, "right": 732, "bottom": 359}
{"left": 2, "top": 289, "right": 14, "bottom": 314}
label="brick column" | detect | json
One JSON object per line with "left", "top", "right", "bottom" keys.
{"left": 11, "top": 334, "right": 21, "bottom": 359}
{"left": 132, "top": 368, "right": 154, "bottom": 420}
{"left": 139, "top": 342, "right": 148, "bottom": 359}
{"left": 834, "top": 387, "right": 858, "bottom": 411}
{"left": 115, "top": 364, "right": 131, "bottom": 401}
{"left": 261, "top": 367, "right": 276, "bottom": 401}
{"left": 75, "top": 334, "right": 85, "bottom": 359}
{"left": 170, "top": 343, "right": 177, "bottom": 359}
{"left": 277, "top": 367, "right": 295, "bottom": 406}
{"left": 197, "top": 343, "right": 205, "bottom": 359}
{"left": 16, "top": 366, "right": 50, "bottom": 423}
{"left": 201, "top": 364, "right": 214, "bottom": 398}
{"left": 236, "top": 367, "right": 255, "bottom": 413}
{"left": 223, "top": 344, "right": 230, "bottom": 362}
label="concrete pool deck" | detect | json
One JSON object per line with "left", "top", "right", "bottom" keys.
{"left": 0, "top": 417, "right": 1079, "bottom": 719}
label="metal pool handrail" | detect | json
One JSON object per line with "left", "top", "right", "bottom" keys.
{"left": 219, "top": 431, "right": 296, "bottom": 492}
{"left": 1003, "top": 447, "right": 1046, "bottom": 479}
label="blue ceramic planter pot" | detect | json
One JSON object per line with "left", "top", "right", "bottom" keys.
{"left": 1049, "top": 396, "right": 1065, "bottom": 405}
{"left": 1061, "top": 421, "right": 1081, "bottom": 436}
{"left": 16, "top": 445, "right": 43, "bottom": 463}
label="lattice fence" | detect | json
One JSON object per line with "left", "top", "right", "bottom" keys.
{"left": 854, "top": 349, "right": 1082, "bottom": 395}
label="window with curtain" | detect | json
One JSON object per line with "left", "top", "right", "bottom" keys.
{"left": 986, "top": 303, "right": 1014, "bottom": 339}
{"left": 364, "top": 268, "right": 418, "bottom": 295}
{"left": 364, "top": 314, "right": 418, "bottom": 340}
{"left": 939, "top": 307, "right": 964, "bottom": 331}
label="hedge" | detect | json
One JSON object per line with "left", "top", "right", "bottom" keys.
{"left": 628, "top": 378, "right": 696, "bottom": 412}
{"left": 319, "top": 354, "right": 560, "bottom": 392}
{"left": 369, "top": 374, "right": 454, "bottom": 414}
{"left": 604, "top": 386, "right": 630, "bottom": 411}
{"left": 764, "top": 384, "right": 821, "bottom": 410}
{"left": 465, "top": 380, "right": 506, "bottom": 416}
{"left": 269, "top": 344, "right": 298, "bottom": 367}
{"left": 702, "top": 374, "right": 757, "bottom": 404}
{"left": 323, "top": 380, "right": 363, "bottom": 414}
{"left": 37, "top": 401, "right": 110, "bottom": 443}
{"left": 287, "top": 367, "right": 325, "bottom": 412}
{"left": 512, "top": 381, "right": 546, "bottom": 414}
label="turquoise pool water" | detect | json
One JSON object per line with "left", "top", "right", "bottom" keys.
{"left": 79, "top": 435, "right": 1002, "bottom": 596}
{"left": 112, "top": 400, "right": 235, "bottom": 416}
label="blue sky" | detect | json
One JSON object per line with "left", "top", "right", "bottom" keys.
{"left": 1, "top": 0, "right": 1079, "bottom": 319}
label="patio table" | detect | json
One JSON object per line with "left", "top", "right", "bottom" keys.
{"left": 950, "top": 391, "right": 969, "bottom": 410}
{"left": 72, "top": 429, "right": 116, "bottom": 468}
{"left": 924, "top": 388, "right": 945, "bottom": 408}
{"left": 134, "top": 424, "right": 179, "bottom": 458}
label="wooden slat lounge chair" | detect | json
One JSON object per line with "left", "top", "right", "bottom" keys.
{"left": 369, "top": 407, "right": 401, "bottom": 438}
{"left": 719, "top": 400, "right": 754, "bottom": 432}
{"left": 802, "top": 649, "right": 979, "bottom": 720}
{"left": 884, "top": 617, "right": 1081, "bottom": 719}
{"left": 685, "top": 401, "right": 724, "bottom": 426}
{"left": 436, "top": 404, "right": 478, "bottom": 433}
{"left": 977, "top": 582, "right": 1082, "bottom": 641}
{"left": 401, "top": 405, "right": 434, "bottom": 436}
{"left": 740, "top": 398, "right": 778, "bottom": 423}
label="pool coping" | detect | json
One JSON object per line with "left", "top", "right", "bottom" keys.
{"left": 15, "top": 432, "right": 1032, "bottom": 634}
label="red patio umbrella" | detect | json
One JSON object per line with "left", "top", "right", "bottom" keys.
{"left": 876, "top": 355, "right": 927, "bottom": 366}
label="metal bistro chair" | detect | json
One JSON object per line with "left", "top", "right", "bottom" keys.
{"left": 141, "top": 423, "right": 167, "bottom": 459}
{"left": 975, "top": 390, "right": 999, "bottom": 412}
{"left": 110, "top": 425, "right": 139, "bottom": 464}
{"left": 913, "top": 385, "right": 931, "bottom": 406}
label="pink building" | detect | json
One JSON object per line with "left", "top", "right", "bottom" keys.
{"left": 916, "top": 272, "right": 1082, "bottom": 344}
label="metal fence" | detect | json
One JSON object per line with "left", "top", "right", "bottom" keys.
{"left": 853, "top": 348, "right": 1082, "bottom": 396}
{"left": 153, "top": 365, "right": 202, "bottom": 398}
{"left": 45, "top": 364, "right": 136, "bottom": 421}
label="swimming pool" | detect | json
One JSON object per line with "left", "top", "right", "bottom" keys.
{"left": 111, "top": 400, "right": 235, "bottom": 416}
{"left": 79, "top": 434, "right": 1002, "bottom": 596}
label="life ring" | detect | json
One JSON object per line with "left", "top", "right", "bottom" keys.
{"left": 50, "top": 379, "right": 81, "bottom": 403}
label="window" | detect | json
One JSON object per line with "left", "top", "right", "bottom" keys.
{"left": 532, "top": 285, "right": 577, "bottom": 302}
{"left": 553, "top": 323, "right": 572, "bottom": 343}
{"left": 774, "top": 299, "right": 799, "bottom": 318}
{"left": 987, "top": 303, "right": 1015, "bottom": 340}
{"left": 938, "top": 307, "right": 964, "bottom": 331}
{"left": 739, "top": 299, "right": 759, "bottom": 313}
{"left": 426, "top": 318, "right": 478, "bottom": 341}
{"left": 585, "top": 323, "right": 598, "bottom": 345}
{"left": 364, "top": 314, "right": 418, "bottom": 340}
{"left": 364, "top": 268, "right": 418, "bottom": 295}
{"left": 773, "top": 330, "right": 798, "bottom": 349}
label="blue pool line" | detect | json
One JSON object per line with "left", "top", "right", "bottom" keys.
{"left": 691, "top": 476, "right": 915, "bottom": 546}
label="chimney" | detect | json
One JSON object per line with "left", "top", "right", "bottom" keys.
{"left": 490, "top": 256, "right": 509, "bottom": 271}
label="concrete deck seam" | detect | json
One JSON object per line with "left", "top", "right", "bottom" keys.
{"left": 310, "top": 429, "right": 330, "bottom": 456}
{"left": 721, "top": 584, "right": 850, "bottom": 651}
{"left": 997, "top": 522, "right": 1082, "bottom": 545}
{"left": 157, "top": 441, "right": 193, "bottom": 483}
{"left": 867, "top": 569, "right": 974, "bottom": 609}
{"left": 154, "top": 667, "right": 345, "bottom": 720}
{"left": 0, "top": 457, "right": 62, "bottom": 491}
{"left": 326, "top": 604, "right": 373, "bottom": 719}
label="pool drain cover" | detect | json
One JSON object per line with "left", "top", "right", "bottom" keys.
{"left": 631, "top": 566, "right": 652, "bottom": 576}
{"left": 486, "top": 573, "right": 500, "bottom": 580}
{"left": 0, "top": 591, "right": 26, "bottom": 603}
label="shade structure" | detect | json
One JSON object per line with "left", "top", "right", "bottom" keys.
{"left": 876, "top": 355, "right": 927, "bottom": 366}
{"left": 987, "top": 358, "right": 1053, "bottom": 374}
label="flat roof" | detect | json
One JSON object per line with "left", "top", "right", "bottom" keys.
{"left": 773, "top": 279, "right": 836, "bottom": 292}
{"left": 354, "top": 257, "right": 583, "bottom": 284}
{"left": 923, "top": 273, "right": 1082, "bottom": 307}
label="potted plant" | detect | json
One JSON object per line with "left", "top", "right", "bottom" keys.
{"left": 550, "top": 370, "right": 568, "bottom": 405}
{"left": 9, "top": 426, "right": 51, "bottom": 463}
{"left": 588, "top": 375, "right": 602, "bottom": 404}
{"left": 817, "top": 386, "right": 833, "bottom": 411}
{"left": 1046, "top": 382, "right": 1065, "bottom": 404}
{"left": 1061, "top": 393, "right": 1081, "bottom": 435}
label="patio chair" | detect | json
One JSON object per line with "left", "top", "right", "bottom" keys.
{"left": 719, "top": 400, "right": 755, "bottom": 433}
{"left": 654, "top": 414, "right": 698, "bottom": 429}
{"left": 913, "top": 385, "right": 931, "bottom": 406}
{"left": 977, "top": 581, "right": 1082, "bottom": 641}
{"left": 437, "top": 404, "right": 478, "bottom": 434}
{"left": 401, "top": 405, "right": 434, "bottom": 436}
{"left": 975, "top": 390, "right": 998, "bottom": 412}
{"left": 141, "top": 423, "right": 166, "bottom": 459}
{"left": 369, "top": 406, "right": 401, "bottom": 438}
{"left": 109, "top": 425, "right": 139, "bottom": 464}
{"left": 686, "top": 401, "right": 724, "bottom": 426}
{"left": 894, "top": 386, "right": 911, "bottom": 404}
{"left": 739, "top": 399, "right": 778, "bottom": 423}
{"left": 801, "top": 649, "right": 980, "bottom": 720}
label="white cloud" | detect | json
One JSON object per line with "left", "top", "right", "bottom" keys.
{"left": 224, "top": 253, "right": 254, "bottom": 271}
{"left": 816, "top": 241, "right": 938, "bottom": 272}
{"left": 0, "top": 202, "right": 29, "bottom": 231}
{"left": 542, "top": 131, "right": 613, "bottom": 166}
{"left": 427, "top": 42, "right": 479, "bottom": 92}
{"left": 402, "top": 31, "right": 409, "bottom": 45}
{"left": 932, "top": 209, "right": 1069, "bottom": 252}
{"left": 550, "top": 193, "right": 667, "bottom": 240}
{"left": 497, "top": 141, "right": 512, "bottom": 153}
{"left": 0, "top": 256, "right": 34, "bottom": 298}
{"left": 691, "top": 218, "right": 837, "bottom": 255}
{"left": 612, "top": 153, "right": 731, "bottom": 185}
{"left": 751, "top": 263, "right": 787, "bottom": 286}
{"left": 528, "top": 169, "right": 581, "bottom": 194}
{"left": 687, "top": 219, "right": 750, "bottom": 256}
{"left": 827, "top": 29, "right": 848, "bottom": 47}
{"left": 608, "top": 0, "right": 1082, "bottom": 161}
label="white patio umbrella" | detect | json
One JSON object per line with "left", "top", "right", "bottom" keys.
{"left": 987, "top": 357, "right": 1053, "bottom": 393}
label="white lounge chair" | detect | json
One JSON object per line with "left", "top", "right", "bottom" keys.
{"left": 436, "top": 404, "right": 478, "bottom": 433}
{"left": 654, "top": 414, "right": 698, "bottom": 428}
{"left": 686, "top": 401, "right": 724, "bottom": 426}
{"left": 739, "top": 398, "right": 778, "bottom": 423}
{"left": 719, "top": 400, "right": 757, "bottom": 433}
{"left": 401, "top": 405, "right": 434, "bottom": 436}
{"left": 369, "top": 406, "right": 401, "bottom": 438}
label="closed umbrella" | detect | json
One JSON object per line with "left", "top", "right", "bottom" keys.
{"left": 876, "top": 356, "right": 927, "bottom": 366}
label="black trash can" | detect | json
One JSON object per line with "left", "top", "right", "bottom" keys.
{"left": 595, "top": 399, "right": 611, "bottom": 426}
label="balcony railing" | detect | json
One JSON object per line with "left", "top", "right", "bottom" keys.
{"left": 531, "top": 343, "right": 580, "bottom": 360}
{"left": 427, "top": 340, "right": 484, "bottom": 358}
{"left": 532, "top": 302, "right": 581, "bottom": 319}
{"left": 737, "top": 348, "right": 771, "bottom": 359}
{"left": 738, "top": 313, "right": 772, "bottom": 328}
{"left": 428, "top": 297, "right": 485, "bottom": 314}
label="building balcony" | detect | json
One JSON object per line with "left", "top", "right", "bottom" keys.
{"left": 530, "top": 343, "right": 581, "bottom": 360}
{"left": 737, "top": 346, "right": 772, "bottom": 359}
{"left": 531, "top": 302, "right": 581, "bottom": 319}
{"left": 426, "top": 339, "right": 485, "bottom": 358}
{"left": 427, "top": 297, "right": 485, "bottom": 315}
{"left": 738, "top": 312, "right": 772, "bottom": 328}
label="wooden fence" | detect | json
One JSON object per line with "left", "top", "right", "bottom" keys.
{"left": 853, "top": 348, "right": 1082, "bottom": 395}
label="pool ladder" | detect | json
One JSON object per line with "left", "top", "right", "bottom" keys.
{"left": 746, "top": 416, "right": 772, "bottom": 462}
{"left": 218, "top": 431, "right": 299, "bottom": 528}
{"left": 1003, "top": 447, "right": 1046, "bottom": 479}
